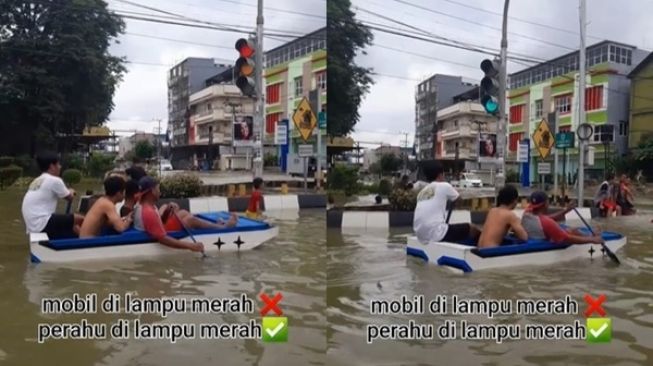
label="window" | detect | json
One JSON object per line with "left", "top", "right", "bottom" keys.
{"left": 509, "top": 133, "right": 523, "bottom": 152}
{"left": 266, "top": 112, "right": 282, "bottom": 134}
{"left": 534, "top": 99, "right": 543, "bottom": 119}
{"left": 592, "top": 124, "right": 615, "bottom": 143}
{"left": 619, "top": 120, "right": 629, "bottom": 136}
{"left": 585, "top": 85, "right": 603, "bottom": 110}
{"left": 559, "top": 126, "right": 571, "bottom": 133}
{"left": 510, "top": 104, "right": 525, "bottom": 124}
{"left": 207, "top": 102, "right": 212, "bottom": 111}
{"left": 266, "top": 84, "right": 280, "bottom": 104}
{"left": 294, "top": 77, "right": 303, "bottom": 97}
{"left": 316, "top": 71, "right": 326, "bottom": 91}
{"left": 554, "top": 94, "right": 572, "bottom": 114}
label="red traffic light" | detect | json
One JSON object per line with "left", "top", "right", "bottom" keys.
{"left": 235, "top": 38, "right": 255, "bottom": 58}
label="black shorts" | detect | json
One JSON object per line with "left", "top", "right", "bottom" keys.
{"left": 42, "top": 214, "right": 76, "bottom": 239}
{"left": 442, "top": 223, "right": 471, "bottom": 242}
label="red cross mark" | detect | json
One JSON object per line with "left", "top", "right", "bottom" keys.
{"left": 584, "top": 293, "right": 607, "bottom": 318}
{"left": 260, "top": 292, "right": 283, "bottom": 316}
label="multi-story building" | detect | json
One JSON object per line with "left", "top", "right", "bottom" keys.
{"left": 188, "top": 81, "right": 255, "bottom": 171}
{"left": 168, "top": 58, "right": 230, "bottom": 168}
{"left": 415, "top": 75, "right": 477, "bottom": 160}
{"left": 436, "top": 100, "right": 498, "bottom": 172}
{"left": 627, "top": 52, "right": 653, "bottom": 149}
{"left": 507, "top": 41, "right": 648, "bottom": 181}
{"left": 264, "top": 27, "right": 326, "bottom": 175}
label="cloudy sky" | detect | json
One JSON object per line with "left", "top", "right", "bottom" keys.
{"left": 350, "top": 0, "right": 653, "bottom": 148}
{"left": 106, "top": 0, "right": 326, "bottom": 135}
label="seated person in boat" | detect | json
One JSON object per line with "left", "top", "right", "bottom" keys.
{"left": 135, "top": 176, "right": 237, "bottom": 234}
{"left": 79, "top": 176, "right": 134, "bottom": 238}
{"left": 132, "top": 176, "right": 205, "bottom": 253}
{"left": 245, "top": 177, "right": 264, "bottom": 219}
{"left": 119, "top": 179, "right": 140, "bottom": 217}
{"left": 477, "top": 185, "right": 528, "bottom": 248}
{"left": 21, "top": 151, "right": 83, "bottom": 239}
{"left": 413, "top": 160, "right": 480, "bottom": 244}
{"left": 521, "top": 191, "right": 604, "bottom": 245}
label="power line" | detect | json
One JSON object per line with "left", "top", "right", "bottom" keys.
{"left": 370, "top": 71, "right": 420, "bottom": 81}
{"left": 210, "top": 0, "right": 325, "bottom": 19}
{"left": 372, "top": 43, "right": 479, "bottom": 70}
{"left": 124, "top": 32, "right": 234, "bottom": 50}
{"left": 391, "top": 0, "right": 578, "bottom": 52}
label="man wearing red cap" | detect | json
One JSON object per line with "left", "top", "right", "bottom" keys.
{"left": 521, "top": 192, "right": 603, "bottom": 245}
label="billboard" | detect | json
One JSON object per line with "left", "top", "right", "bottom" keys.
{"left": 478, "top": 133, "right": 497, "bottom": 162}
{"left": 233, "top": 116, "right": 254, "bottom": 146}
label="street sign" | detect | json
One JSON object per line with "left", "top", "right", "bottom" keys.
{"left": 555, "top": 132, "right": 575, "bottom": 149}
{"left": 537, "top": 162, "right": 551, "bottom": 174}
{"left": 298, "top": 144, "right": 314, "bottom": 157}
{"left": 275, "top": 123, "right": 288, "bottom": 145}
{"left": 318, "top": 111, "right": 326, "bottom": 129}
{"left": 517, "top": 141, "right": 529, "bottom": 163}
{"left": 532, "top": 119, "right": 555, "bottom": 159}
{"left": 292, "top": 97, "right": 317, "bottom": 142}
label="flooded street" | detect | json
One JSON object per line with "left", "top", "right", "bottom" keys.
{"left": 0, "top": 186, "right": 325, "bottom": 366}
{"left": 327, "top": 212, "right": 653, "bottom": 366}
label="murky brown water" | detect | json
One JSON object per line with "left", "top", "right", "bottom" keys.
{"left": 0, "top": 185, "right": 325, "bottom": 366}
{"left": 327, "top": 213, "right": 653, "bottom": 366}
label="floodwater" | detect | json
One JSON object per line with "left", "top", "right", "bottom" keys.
{"left": 327, "top": 212, "right": 653, "bottom": 366}
{"left": 0, "top": 185, "right": 325, "bottom": 366}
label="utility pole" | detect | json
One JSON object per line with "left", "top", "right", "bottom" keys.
{"left": 472, "top": 120, "right": 486, "bottom": 171}
{"left": 496, "top": 0, "right": 510, "bottom": 193}
{"left": 254, "top": 0, "right": 264, "bottom": 178}
{"left": 402, "top": 131, "right": 409, "bottom": 176}
{"left": 156, "top": 118, "right": 162, "bottom": 177}
{"left": 577, "top": 0, "right": 587, "bottom": 207}
{"left": 226, "top": 101, "right": 241, "bottom": 170}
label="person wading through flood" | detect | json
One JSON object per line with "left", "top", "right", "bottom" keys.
{"left": 21, "top": 151, "right": 84, "bottom": 239}
{"left": 79, "top": 176, "right": 134, "bottom": 238}
{"left": 477, "top": 185, "right": 528, "bottom": 248}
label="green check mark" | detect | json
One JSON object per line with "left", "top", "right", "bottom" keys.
{"left": 262, "top": 317, "right": 288, "bottom": 342}
{"left": 586, "top": 318, "right": 612, "bottom": 343}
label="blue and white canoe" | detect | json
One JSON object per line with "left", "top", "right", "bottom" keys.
{"left": 407, "top": 229, "right": 627, "bottom": 273}
{"left": 29, "top": 212, "right": 278, "bottom": 263}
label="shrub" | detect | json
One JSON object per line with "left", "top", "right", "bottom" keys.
{"left": 160, "top": 173, "right": 202, "bottom": 198}
{"left": 86, "top": 153, "right": 116, "bottom": 177}
{"left": 264, "top": 153, "right": 278, "bottom": 167}
{"left": 14, "top": 154, "right": 39, "bottom": 176}
{"left": 62, "top": 169, "right": 82, "bottom": 185}
{"left": 0, "top": 156, "right": 14, "bottom": 167}
{"left": 0, "top": 165, "right": 23, "bottom": 189}
{"left": 326, "top": 164, "right": 359, "bottom": 196}
{"left": 63, "top": 153, "right": 85, "bottom": 172}
{"left": 506, "top": 169, "right": 520, "bottom": 183}
{"left": 389, "top": 188, "right": 417, "bottom": 211}
{"left": 378, "top": 179, "right": 392, "bottom": 196}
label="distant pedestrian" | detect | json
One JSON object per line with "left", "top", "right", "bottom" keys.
{"left": 245, "top": 177, "right": 264, "bottom": 219}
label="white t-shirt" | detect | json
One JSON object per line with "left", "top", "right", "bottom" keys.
{"left": 21, "top": 173, "right": 71, "bottom": 233}
{"left": 413, "top": 181, "right": 460, "bottom": 244}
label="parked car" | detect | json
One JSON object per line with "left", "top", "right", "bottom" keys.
{"left": 452, "top": 172, "right": 483, "bottom": 188}
{"left": 159, "top": 159, "right": 173, "bottom": 171}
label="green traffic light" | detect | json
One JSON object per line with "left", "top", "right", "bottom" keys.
{"left": 481, "top": 95, "right": 499, "bottom": 114}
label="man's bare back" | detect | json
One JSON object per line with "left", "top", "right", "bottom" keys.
{"left": 79, "top": 197, "right": 131, "bottom": 238}
{"left": 477, "top": 207, "right": 528, "bottom": 248}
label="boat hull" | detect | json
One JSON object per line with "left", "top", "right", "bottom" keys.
{"left": 407, "top": 234, "right": 626, "bottom": 273}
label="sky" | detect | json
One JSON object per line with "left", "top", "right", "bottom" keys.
{"left": 105, "top": 0, "right": 326, "bottom": 136}
{"left": 349, "top": 0, "right": 653, "bottom": 148}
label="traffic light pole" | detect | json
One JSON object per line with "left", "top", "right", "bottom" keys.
{"left": 496, "top": 0, "right": 510, "bottom": 194}
{"left": 254, "top": 0, "right": 264, "bottom": 178}
{"left": 577, "top": 0, "right": 587, "bottom": 207}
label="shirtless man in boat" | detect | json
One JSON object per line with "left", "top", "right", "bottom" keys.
{"left": 477, "top": 185, "right": 528, "bottom": 248}
{"left": 521, "top": 191, "right": 603, "bottom": 245}
{"left": 79, "top": 176, "right": 134, "bottom": 238}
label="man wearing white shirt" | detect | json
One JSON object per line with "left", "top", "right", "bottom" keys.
{"left": 21, "top": 152, "right": 83, "bottom": 239}
{"left": 413, "top": 160, "right": 481, "bottom": 244}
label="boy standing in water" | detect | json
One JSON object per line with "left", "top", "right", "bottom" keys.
{"left": 246, "top": 177, "right": 264, "bottom": 219}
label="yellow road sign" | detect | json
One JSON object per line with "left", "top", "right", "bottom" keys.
{"left": 532, "top": 119, "right": 555, "bottom": 159}
{"left": 292, "top": 97, "right": 317, "bottom": 142}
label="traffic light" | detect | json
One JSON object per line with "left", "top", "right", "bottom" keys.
{"left": 480, "top": 59, "right": 500, "bottom": 115}
{"left": 234, "top": 38, "right": 256, "bottom": 97}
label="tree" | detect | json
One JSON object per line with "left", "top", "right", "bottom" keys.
{"left": 0, "top": 0, "right": 126, "bottom": 156}
{"left": 327, "top": 0, "right": 373, "bottom": 138}
{"left": 379, "top": 153, "right": 402, "bottom": 175}
{"left": 134, "top": 140, "right": 155, "bottom": 160}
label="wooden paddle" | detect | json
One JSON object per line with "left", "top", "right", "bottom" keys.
{"left": 174, "top": 211, "right": 208, "bottom": 259}
{"left": 446, "top": 200, "right": 454, "bottom": 224}
{"left": 572, "top": 207, "right": 620, "bottom": 265}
